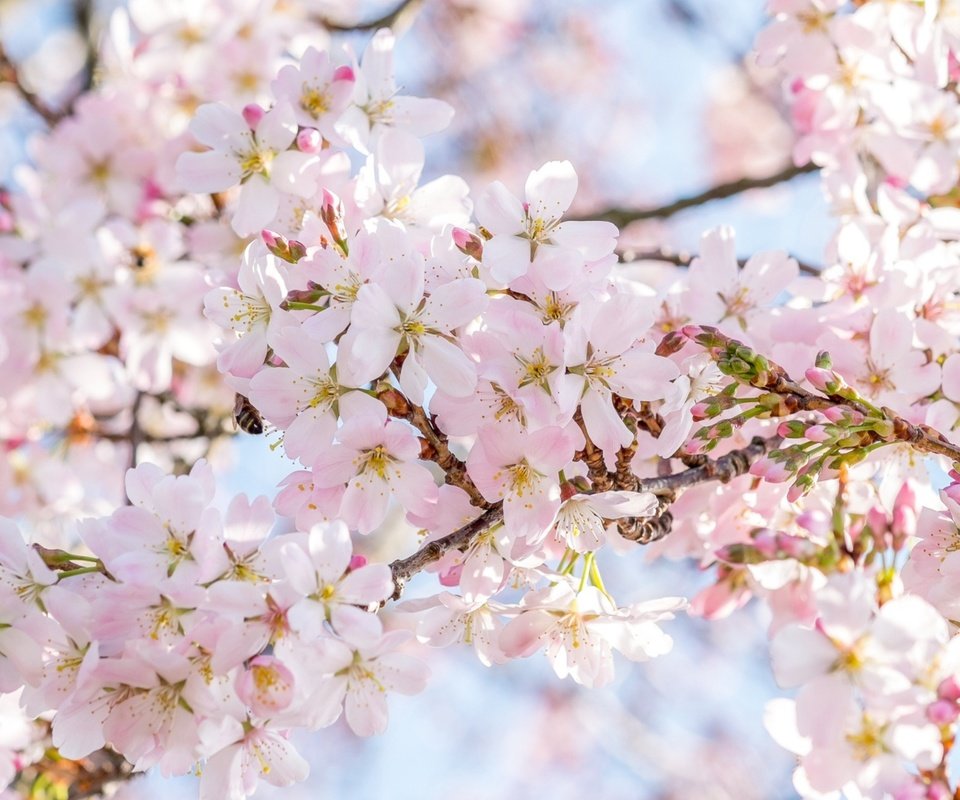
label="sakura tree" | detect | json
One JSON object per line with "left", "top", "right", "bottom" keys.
{"left": 2, "top": 0, "right": 960, "bottom": 798}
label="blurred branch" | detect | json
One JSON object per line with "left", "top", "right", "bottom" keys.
{"left": 620, "top": 246, "right": 822, "bottom": 276}
{"left": 388, "top": 435, "right": 779, "bottom": 598}
{"left": 576, "top": 162, "right": 818, "bottom": 227}
{"left": 317, "top": 0, "right": 423, "bottom": 32}
{"left": 0, "top": 43, "right": 60, "bottom": 125}
{"left": 74, "top": 0, "right": 98, "bottom": 95}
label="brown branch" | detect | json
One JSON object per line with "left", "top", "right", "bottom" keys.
{"left": 0, "top": 44, "right": 60, "bottom": 125}
{"left": 379, "top": 387, "right": 488, "bottom": 508}
{"left": 619, "top": 247, "right": 822, "bottom": 276}
{"left": 636, "top": 435, "right": 777, "bottom": 493}
{"left": 317, "top": 0, "right": 423, "bottom": 32}
{"left": 576, "top": 161, "right": 818, "bottom": 227}
{"left": 388, "top": 435, "right": 780, "bottom": 597}
{"left": 389, "top": 503, "right": 503, "bottom": 599}
{"left": 618, "top": 435, "right": 778, "bottom": 543}
{"left": 74, "top": 0, "right": 98, "bottom": 96}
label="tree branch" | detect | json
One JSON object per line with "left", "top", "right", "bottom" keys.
{"left": 388, "top": 435, "right": 781, "bottom": 598}
{"left": 379, "top": 386, "right": 489, "bottom": 508}
{"left": 576, "top": 162, "right": 818, "bottom": 227}
{"left": 620, "top": 247, "right": 822, "bottom": 276}
{"left": 0, "top": 43, "right": 60, "bottom": 125}
{"left": 389, "top": 504, "right": 503, "bottom": 599}
{"left": 317, "top": 0, "right": 423, "bottom": 32}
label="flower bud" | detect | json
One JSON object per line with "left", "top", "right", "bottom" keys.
{"left": 938, "top": 675, "right": 960, "bottom": 702}
{"left": 926, "top": 699, "right": 959, "bottom": 725}
{"left": 242, "top": 103, "right": 266, "bottom": 129}
{"left": 321, "top": 188, "right": 349, "bottom": 251}
{"left": 805, "top": 366, "right": 844, "bottom": 394}
{"left": 297, "top": 127, "right": 323, "bottom": 153}
{"left": 349, "top": 554, "right": 368, "bottom": 570}
{"left": 803, "top": 424, "right": 833, "bottom": 443}
{"left": 333, "top": 64, "right": 356, "bottom": 83}
{"left": 655, "top": 330, "right": 686, "bottom": 357}
{"left": 452, "top": 227, "right": 483, "bottom": 260}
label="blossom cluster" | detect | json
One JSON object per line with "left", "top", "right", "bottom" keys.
{"left": 0, "top": 456, "right": 685, "bottom": 798}
{"left": 5, "top": 0, "right": 960, "bottom": 798}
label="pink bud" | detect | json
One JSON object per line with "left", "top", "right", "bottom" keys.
{"left": 938, "top": 675, "right": 960, "bottom": 701}
{"left": 297, "top": 127, "right": 322, "bottom": 153}
{"left": 691, "top": 402, "right": 711, "bottom": 421}
{"left": 891, "top": 481, "right": 917, "bottom": 546}
{"left": 261, "top": 229, "right": 280, "bottom": 249}
{"left": 242, "top": 103, "right": 266, "bottom": 129}
{"left": 452, "top": 227, "right": 483, "bottom": 260}
{"left": 821, "top": 406, "right": 846, "bottom": 423}
{"left": 805, "top": 366, "right": 843, "bottom": 393}
{"left": 803, "top": 424, "right": 831, "bottom": 443}
{"left": 680, "top": 324, "right": 705, "bottom": 340}
{"left": 333, "top": 64, "right": 356, "bottom": 83}
{"left": 865, "top": 506, "right": 888, "bottom": 540}
{"left": 348, "top": 554, "right": 367, "bottom": 570}
{"left": 926, "top": 699, "right": 959, "bottom": 725}
{"left": 321, "top": 188, "right": 347, "bottom": 244}
{"left": 236, "top": 655, "right": 295, "bottom": 717}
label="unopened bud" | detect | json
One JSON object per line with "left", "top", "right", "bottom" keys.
{"left": 348, "top": 554, "right": 368, "bottom": 570}
{"left": 803, "top": 424, "right": 833, "bottom": 443}
{"left": 927, "top": 699, "right": 959, "bottom": 725}
{"left": 262, "top": 229, "right": 308, "bottom": 263}
{"left": 297, "top": 127, "right": 323, "bottom": 153}
{"left": 805, "top": 366, "right": 844, "bottom": 394}
{"left": 242, "top": 103, "right": 266, "bottom": 129}
{"left": 814, "top": 350, "right": 833, "bottom": 369}
{"left": 939, "top": 675, "right": 960, "bottom": 701}
{"left": 452, "top": 227, "right": 483, "bottom": 260}
{"left": 777, "top": 421, "right": 807, "bottom": 438}
{"left": 333, "top": 64, "right": 356, "bottom": 83}
{"left": 321, "top": 188, "right": 349, "bottom": 251}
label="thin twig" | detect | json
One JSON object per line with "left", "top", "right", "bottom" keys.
{"left": 390, "top": 504, "right": 503, "bottom": 599}
{"left": 317, "top": 0, "right": 423, "bottom": 32}
{"left": 0, "top": 44, "right": 60, "bottom": 125}
{"left": 619, "top": 247, "right": 822, "bottom": 276}
{"left": 74, "top": 0, "right": 98, "bottom": 95}
{"left": 575, "top": 162, "right": 818, "bottom": 227}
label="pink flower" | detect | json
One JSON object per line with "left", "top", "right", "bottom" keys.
{"left": 475, "top": 160, "right": 617, "bottom": 289}
{"left": 199, "top": 718, "right": 308, "bottom": 800}
{"left": 467, "top": 423, "right": 582, "bottom": 543}
{"left": 271, "top": 47, "right": 356, "bottom": 136}
{"left": 281, "top": 521, "right": 393, "bottom": 646}
{"left": 311, "top": 411, "right": 439, "bottom": 534}
{"left": 175, "top": 101, "right": 320, "bottom": 235}
{"left": 343, "top": 255, "right": 487, "bottom": 404}
{"left": 309, "top": 629, "right": 430, "bottom": 737}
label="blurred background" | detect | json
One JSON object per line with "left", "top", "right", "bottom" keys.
{"left": 0, "top": 0, "right": 832, "bottom": 797}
